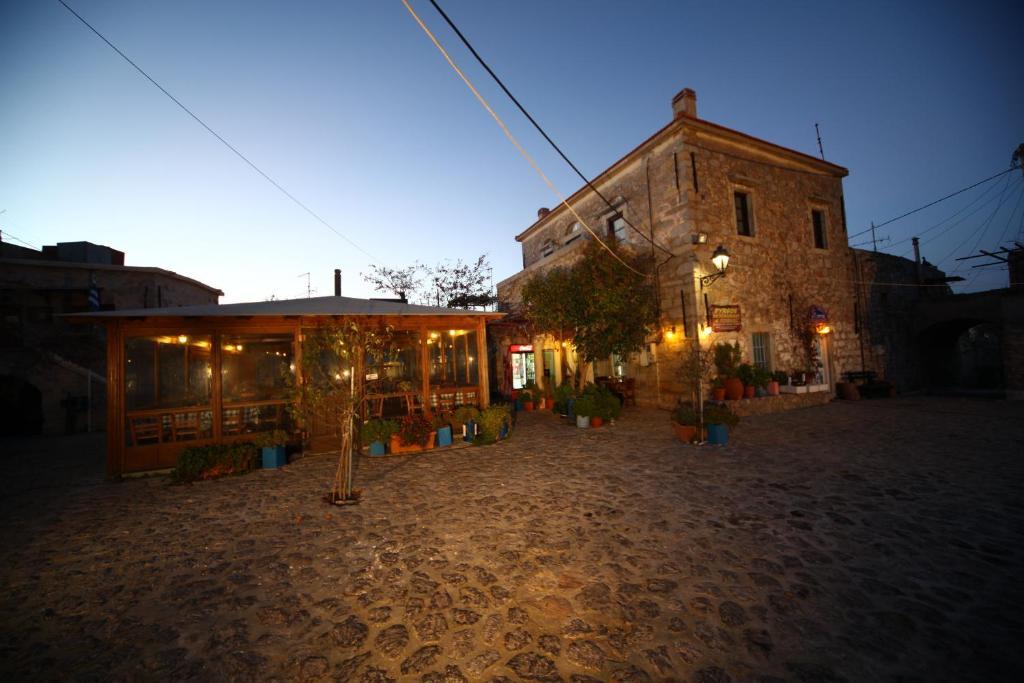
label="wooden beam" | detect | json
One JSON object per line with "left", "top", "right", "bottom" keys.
{"left": 476, "top": 317, "right": 490, "bottom": 409}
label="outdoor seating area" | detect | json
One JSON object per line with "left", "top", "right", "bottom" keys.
{"left": 73, "top": 296, "right": 502, "bottom": 475}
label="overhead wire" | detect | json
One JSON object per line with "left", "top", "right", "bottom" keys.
{"left": 400, "top": 0, "right": 649, "bottom": 278}
{"left": 891, "top": 173, "right": 1013, "bottom": 256}
{"left": 56, "top": 0, "right": 381, "bottom": 264}
{"left": 937, "top": 176, "right": 1020, "bottom": 270}
{"left": 0, "top": 229, "right": 39, "bottom": 250}
{"left": 425, "top": 0, "right": 674, "bottom": 258}
{"left": 847, "top": 164, "right": 1021, "bottom": 241}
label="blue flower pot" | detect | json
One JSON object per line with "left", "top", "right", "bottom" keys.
{"left": 261, "top": 445, "right": 287, "bottom": 468}
{"left": 436, "top": 425, "right": 453, "bottom": 447}
{"left": 368, "top": 441, "right": 386, "bottom": 456}
{"left": 706, "top": 424, "right": 728, "bottom": 445}
{"left": 464, "top": 420, "right": 476, "bottom": 442}
{"left": 515, "top": 398, "right": 523, "bottom": 411}
{"left": 566, "top": 398, "right": 575, "bottom": 419}
{"left": 499, "top": 422, "right": 509, "bottom": 439}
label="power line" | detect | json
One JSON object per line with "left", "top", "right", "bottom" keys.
{"left": 400, "top": 0, "right": 649, "bottom": 279}
{"left": 425, "top": 0, "right": 673, "bottom": 258}
{"left": 891, "top": 173, "right": 1013, "bottom": 255}
{"left": 0, "top": 229, "right": 39, "bottom": 250}
{"left": 938, "top": 176, "right": 1020, "bottom": 270}
{"left": 847, "top": 164, "right": 1021, "bottom": 240}
{"left": 56, "top": 0, "right": 380, "bottom": 264}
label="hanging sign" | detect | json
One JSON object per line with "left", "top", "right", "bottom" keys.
{"left": 509, "top": 344, "right": 533, "bottom": 353}
{"left": 710, "top": 305, "right": 742, "bottom": 332}
{"left": 808, "top": 305, "right": 829, "bottom": 323}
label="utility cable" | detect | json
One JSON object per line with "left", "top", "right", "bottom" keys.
{"left": 891, "top": 173, "right": 1012, "bottom": 256}
{"left": 400, "top": 0, "right": 649, "bottom": 278}
{"left": 56, "top": 0, "right": 380, "bottom": 264}
{"left": 848, "top": 164, "right": 1021, "bottom": 240}
{"left": 425, "top": 0, "right": 674, "bottom": 258}
{"left": 938, "top": 176, "right": 1019, "bottom": 270}
{"left": 0, "top": 229, "right": 39, "bottom": 250}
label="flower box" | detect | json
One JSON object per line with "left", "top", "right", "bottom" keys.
{"left": 389, "top": 431, "right": 436, "bottom": 455}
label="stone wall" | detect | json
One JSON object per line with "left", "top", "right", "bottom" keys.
{"left": 496, "top": 93, "right": 864, "bottom": 409}
{"left": 0, "top": 259, "right": 220, "bottom": 435}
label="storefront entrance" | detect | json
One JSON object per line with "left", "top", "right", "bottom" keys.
{"left": 509, "top": 344, "right": 536, "bottom": 390}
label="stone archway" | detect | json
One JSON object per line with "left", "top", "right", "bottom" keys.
{"left": 918, "top": 319, "right": 1004, "bottom": 392}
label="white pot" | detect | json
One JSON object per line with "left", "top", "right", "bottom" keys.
{"left": 576, "top": 415, "right": 590, "bottom": 429}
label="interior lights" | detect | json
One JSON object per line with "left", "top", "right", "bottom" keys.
{"left": 177, "top": 335, "right": 188, "bottom": 344}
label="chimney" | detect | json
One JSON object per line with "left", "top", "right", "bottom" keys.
{"left": 334, "top": 269, "right": 341, "bottom": 296}
{"left": 537, "top": 207, "right": 550, "bottom": 220}
{"left": 672, "top": 88, "right": 697, "bottom": 119}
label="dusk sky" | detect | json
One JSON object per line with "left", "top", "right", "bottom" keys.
{"left": 2, "top": 1, "right": 1022, "bottom": 302}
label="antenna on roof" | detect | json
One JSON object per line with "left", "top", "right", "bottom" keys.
{"left": 815, "top": 123, "right": 825, "bottom": 160}
{"left": 298, "top": 272, "right": 314, "bottom": 298}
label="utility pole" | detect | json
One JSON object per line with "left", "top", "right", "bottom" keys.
{"left": 815, "top": 123, "right": 825, "bottom": 160}
{"left": 912, "top": 237, "right": 922, "bottom": 285}
{"left": 870, "top": 221, "right": 878, "bottom": 252}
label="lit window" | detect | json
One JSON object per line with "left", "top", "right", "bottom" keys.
{"left": 735, "top": 191, "right": 753, "bottom": 236}
{"left": 812, "top": 209, "right": 827, "bottom": 249}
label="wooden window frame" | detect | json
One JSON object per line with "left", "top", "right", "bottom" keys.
{"left": 734, "top": 190, "right": 755, "bottom": 237}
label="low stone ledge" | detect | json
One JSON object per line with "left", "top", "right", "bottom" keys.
{"left": 716, "top": 390, "right": 833, "bottom": 416}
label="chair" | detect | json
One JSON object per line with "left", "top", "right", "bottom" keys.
{"left": 129, "top": 416, "right": 162, "bottom": 446}
{"left": 171, "top": 411, "right": 201, "bottom": 441}
{"left": 222, "top": 409, "right": 243, "bottom": 436}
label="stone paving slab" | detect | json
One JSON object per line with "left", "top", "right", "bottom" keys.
{"left": 1, "top": 397, "right": 1022, "bottom": 682}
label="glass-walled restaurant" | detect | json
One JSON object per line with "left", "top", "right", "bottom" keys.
{"left": 80, "top": 297, "right": 501, "bottom": 476}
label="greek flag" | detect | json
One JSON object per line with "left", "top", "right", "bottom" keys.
{"left": 88, "top": 275, "right": 100, "bottom": 311}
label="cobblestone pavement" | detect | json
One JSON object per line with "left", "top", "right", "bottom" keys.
{"left": 1, "top": 397, "right": 1023, "bottom": 682}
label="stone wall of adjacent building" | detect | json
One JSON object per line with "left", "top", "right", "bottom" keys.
{"left": 0, "top": 258, "right": 220, "bottom": 435}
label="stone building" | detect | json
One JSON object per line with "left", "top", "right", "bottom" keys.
{"left": 0, "top": 240, "right": 221, "bottom": 435}
{"left": 495, "top": 87, "right": 866, "bottom": 408}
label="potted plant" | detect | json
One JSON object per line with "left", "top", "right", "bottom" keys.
{"left": 573, "top": 394, "right": 594, "bottom": 429}
{"left": 553, "top": 382, "right": 576, "bottom": 416}
{"left": 591, "top": 385, "right": 622, "bottom": 428}
{"left": 751, "top": 366, "right": 772, "bottom": 397}
{"left": 253, "top": 429, "right": 289, "bottom": 468}
{"left": 714, "top": 341, "right": 744, "bottom": 400}
{"left": 452, "top": 405, "right": 480, "bottom": 442}
{"left": 671, "top": 403, "right": 700, "bottom": 443}
{"left": 736, "top": 362, "right": 756, "bottom": 399}
{"left": 390, "top": 413, "right": 435, "bottom": 454}
{"left": 431, "top": 412, "right": 454, "bottom": 447}
{"left": 521, "top": 380, "right": 541, "bottom": 411}
{"left": 476, "top": 404, "right": 510, "bottom": 443}
{"left": 711, "top": 376, "right": 726, "bottom": 401}
{"left": 703, "top": 403, "right": 739, "bottom": 445}
{"left": 362, "top": 418, "right": 397, "bottom": 456}
{"left": 768, "top": 370, "right": 787, "bottom": 396}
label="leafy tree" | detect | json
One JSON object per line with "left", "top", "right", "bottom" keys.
{"left": 361, "top": 263, "right": 423, "bottom": 302}
{"left": 521, "top": 240, "right": 657, "bottom": 388}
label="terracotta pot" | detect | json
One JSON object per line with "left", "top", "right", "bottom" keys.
{"left": 590, "top": 416, "right": 604, "bottom": 428}
{"left": 744, "top": 385, "right": 755, "bottom": 399}
{"left": 724, "top": 377, "right": 744, "bottom": 401}
{"left": 712, "top": 387, "right": 726, "bottom": 401}
{"left": 767, "top": 381, "right": 780, "bottom": 396}
{"left": 389, "top": 431, "right": 437, "bottom": 454}
{"left": 523, "top": 401, "right": 534, "bottom": 412}
{"left": 837, "top": 381, "right": 860, "bottom": 401}
{"left": 671, "top": 421, "right": 697, "bottom": 443}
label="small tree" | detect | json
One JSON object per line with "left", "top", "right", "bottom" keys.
{"left": 361, "top": 263, "right": 423, "bottom": 302}
{"left": 290, "top": 319, "right": 392, "bottom": 503}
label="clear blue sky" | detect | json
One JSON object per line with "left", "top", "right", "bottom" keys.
{"left": 2, "top": 1, "right": 1022, "bottom": 302}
